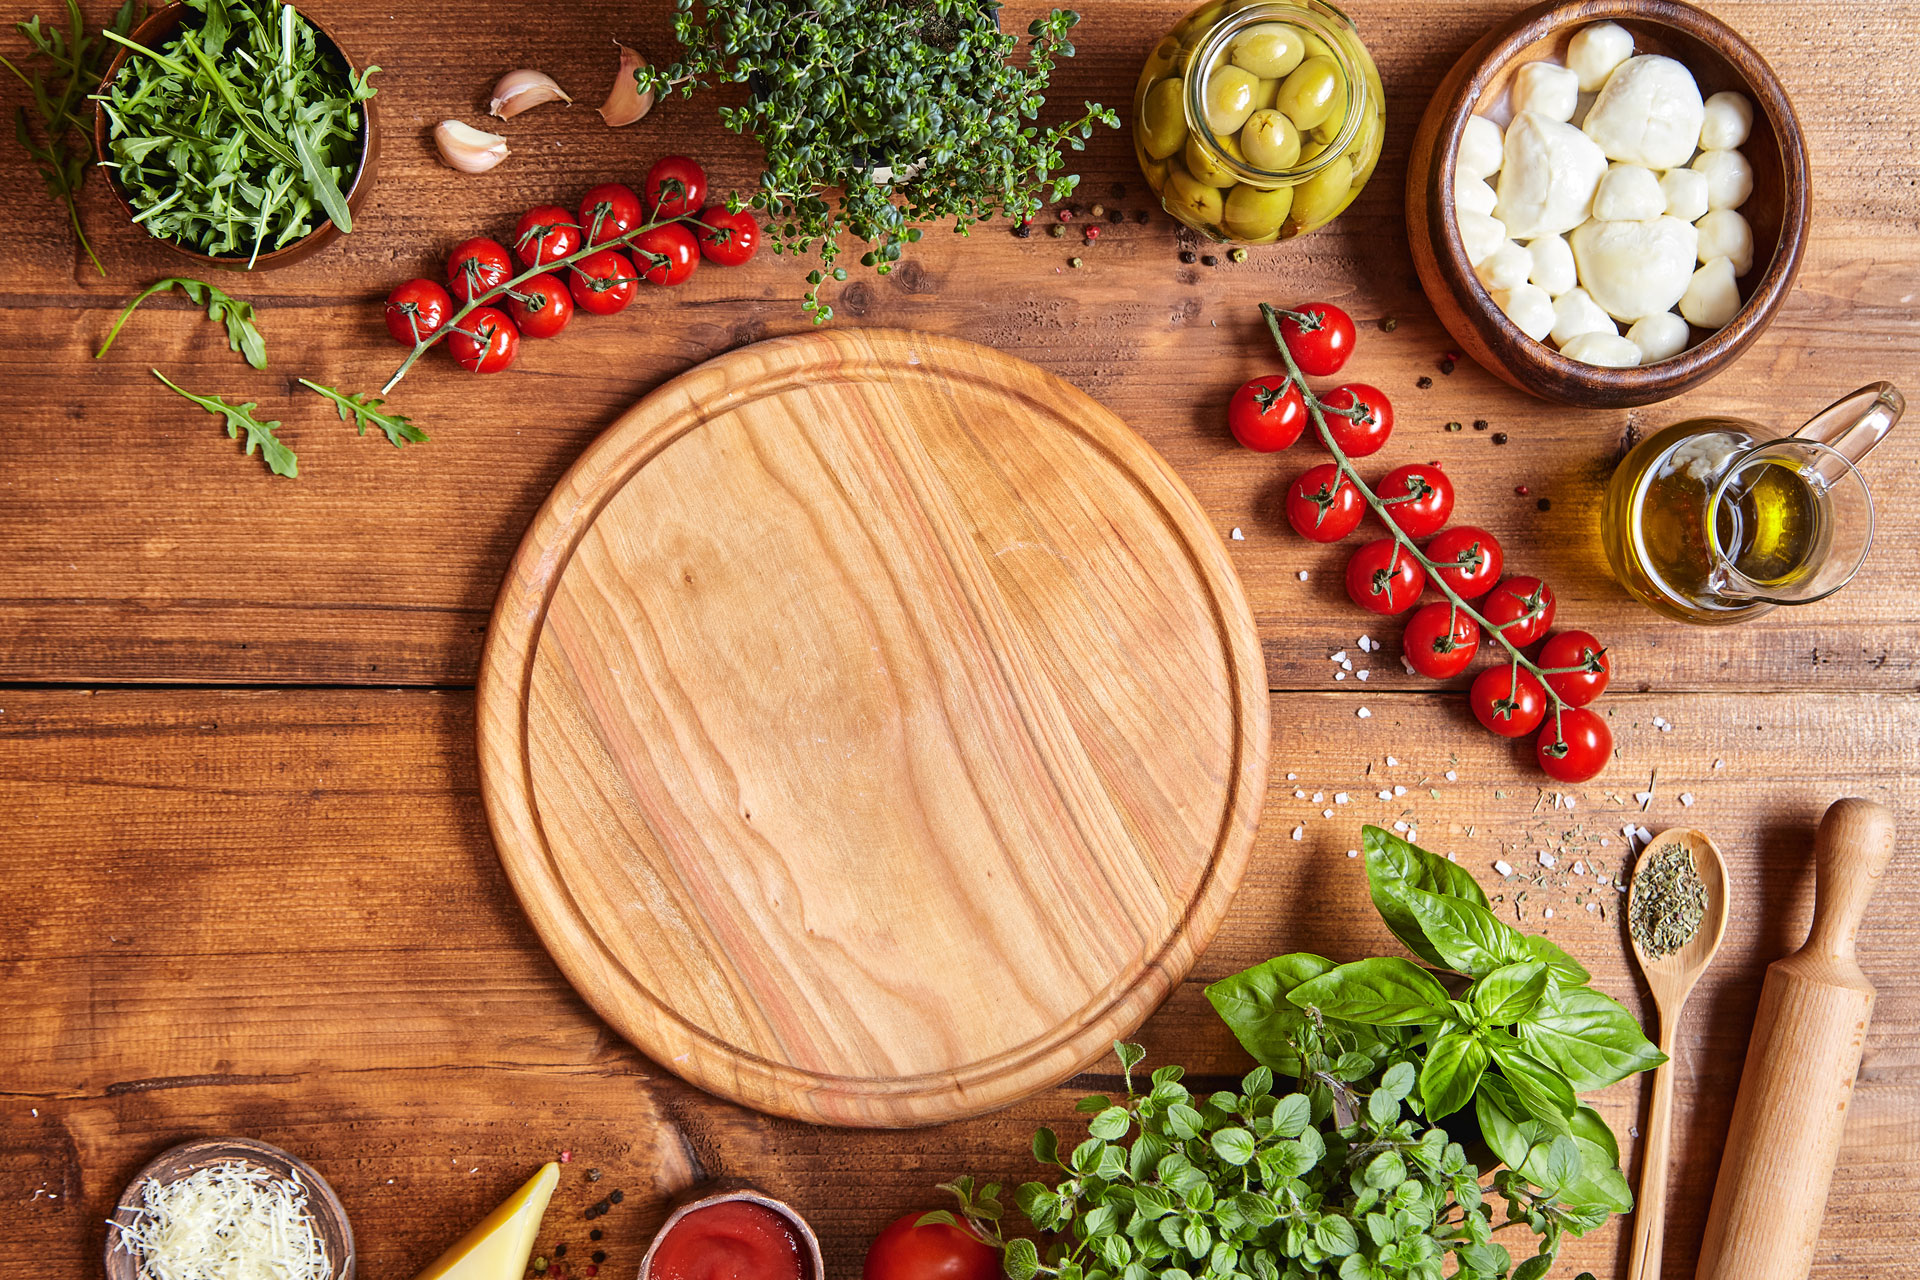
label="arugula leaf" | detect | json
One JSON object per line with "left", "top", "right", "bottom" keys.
{"left": 96, "top": 278, "right": 269, "bottom": 370}
{"left": 1287, "top": 957, "right": 1453, "bottom": 1027}
{"left": 299, "top": 379, "right": 428, "bottom": 447}
{"left": 1417, "top": 1030, "right": 1487, "bottom": 1120}
{"left": 152, "top": 368, "right": 296, "bottom": 477}
{"left": 1517, "top": 986, "right": 1668, "bottom": 1090}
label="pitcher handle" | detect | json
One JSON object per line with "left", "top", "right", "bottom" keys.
{"left": 1792, "top": 382, "right": 1904, "bottom": 482}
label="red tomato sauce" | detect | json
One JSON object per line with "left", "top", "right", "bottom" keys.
{"left": 652, "top": 1200, "right": 805, "bottom": 1280}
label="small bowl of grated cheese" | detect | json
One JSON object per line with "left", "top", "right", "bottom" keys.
{"left": 106, "top": 1138, "right": 353, "bottom": 1280}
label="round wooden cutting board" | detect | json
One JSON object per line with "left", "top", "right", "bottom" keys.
{"left": 477, "top": 330, "right": 1269, "bottom": 1127}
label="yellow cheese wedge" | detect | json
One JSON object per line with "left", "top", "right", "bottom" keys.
{"left": 412, "top": 1162, "right": 559, "bottom": 1280}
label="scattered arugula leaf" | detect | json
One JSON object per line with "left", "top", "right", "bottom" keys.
{"left": 95, "top": 277, "right": 268, "bottom": 369}
{"left": 299, "top": 379, "right": 426, "bottom": 448}
{"left": 151, "top": 368, "right": 296, "bottom": 477}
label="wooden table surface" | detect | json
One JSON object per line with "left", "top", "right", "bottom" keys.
{"left": 2, "top": 1, "right": 1915, "bottom": 1277}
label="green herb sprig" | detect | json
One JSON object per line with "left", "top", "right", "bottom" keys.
{"left": 300, "top": 379, "right": 425, "bottom": 448}
{"left": 152, "top": 368, "right": 296, "bottom": 476}
{"left": 95, "top": 276, "right": 267, "bottom": 368}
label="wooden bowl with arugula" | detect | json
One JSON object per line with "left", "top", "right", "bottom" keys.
{"left": 93, "top": 0, "right": 380, "bottom": 269}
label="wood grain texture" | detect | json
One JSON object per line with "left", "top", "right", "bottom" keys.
{"left": 1406, "top": 0, "right": 1810, "bottom": 407}
{"left": 477, "top": 330, "right": 1269, "bottom": 1126}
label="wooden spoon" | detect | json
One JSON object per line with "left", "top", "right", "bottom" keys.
{"left": 1624, "top": 828, "right": 1731, "bottom": 1280}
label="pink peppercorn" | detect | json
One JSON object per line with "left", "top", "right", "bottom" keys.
{"left": 1083, "top": 226, "right": 1100, "bottom": 241}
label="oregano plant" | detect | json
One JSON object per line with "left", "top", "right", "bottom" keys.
{"left": 636, "top": 0, "right": 1118, "bottom": 319}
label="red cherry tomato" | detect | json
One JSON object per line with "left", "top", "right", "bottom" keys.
{"left": 1285, "top": 464, "right": 1364, "bottom": 542}
{"left": 1345, "top": 538, "right": 1426, "bottom": 615}
{"left": 1426, "top": 525, "right": 1504, "bottom": 598}
{"left": 567, "top": 249, "right": 640, "bottom": 316}
{"left": 578, "top": 182, "right": 643, "bottom": 246}
{"left": 1537, "top": 630, "right": 1611, "bottom": 706}
{"left": 1228, "top": 376, "right": 1307, "bottom": 452}
{"left": 1402, "top": 603, "right": 1480, "bottom": 679}
{"left": 506, "top": 272, "right": 574, "bottom": 340}
{"left": 383, "top": 278, "right": 453, "bottom": 346}
{"left": 447, "top": 306, "right": 519, "bottom": 373}
{"left": 1278, "top": 302, "right": 1356, "bottom": 376}
{"left": 863, "top": 1212, "right": 1002, "bottom": 1280}
{"left": 1376, "top": 463, "right": 1454, "bottom": 538}
{"left": 1470, "top": 664, "right": 1547, "bottom": 737}
{"left": 513, "top": 204, "right": 584, "bottom": 270}
{"left": 645, "top": 155, "right": 709, "bottom": 220}
{"left": 1319, "top": 383, "right": 1394, "bottom": 457}
{"left": 697, "top": 205, "right": 760, "bottom": 265}
{"left": 446, "top": 237, "right": 513, "bottom": 304}
{"left": 1481, "top": 576, "right": 1558, "bottom": 648}
{"left": 633, "top": 224, "right": 699, "bottom": 286}
{"left": 1537, "top": 706, "right": 1613, "bottom": 783}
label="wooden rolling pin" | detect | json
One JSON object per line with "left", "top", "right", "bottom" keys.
{"left": 1694, "top": 797, "right": 1897, "bottom": 1280}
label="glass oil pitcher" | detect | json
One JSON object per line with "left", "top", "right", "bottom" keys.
{"left": 1602, "top": 383, "right": 1903, "bottom": 624}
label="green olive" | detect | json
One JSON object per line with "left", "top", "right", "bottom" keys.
{"left": 1142, "top": 155, "right": 1171, "bottom": 195}
{"left": 1165, "top": 164, "right": 1226, "bottom": 228}
{"left": 1238, "top": 108, "right": 1301, "bottom": 171}
{"left": 1298, "top": 30, "right": 1334, "bottom": 61}
{"left": 1345, "top": 103, "right": 1383, "bottom": 184}
{"left": 1249, "top": 75, "right": 1279, "bottom": 112}
{"left": 1223, "top": 183, "right": 1294, "bottom": 241}
{"left": 1139, "top": 77, "right": 1189, "bottom": 161}
{"left": 1229, "top": 22, "right": 1306, "bottom": 79}
{"left": 1287, "top": 154, "right": 1355, "bottom": 232}
{"left": 1275, "top": 56, "right": 1342, "bottom": 132}
{"left": 1296, "top": 135, "right": 1333, "bottom": 167}
{"left": 1185, "top": 130, "right": 1244, "bottom": 187}
{"left": 1204, "top": 64, "right": 1262, "bottom": 134}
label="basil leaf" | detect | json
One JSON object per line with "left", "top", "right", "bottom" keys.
{"left": 1287, "top": 957, "right": 1453, "bottom": 1026}
{"left": 1363, "top": 826, "right": 1490, "bottom": 966}
{"left": 1570, "top": 1104, "right": 1620, "bottom": 1165}
{"left": 1380, "top": 879, "right": 1530, "bottom": 978}
{"left": 1418, "top": 1031, "right": 1488, "bottom": 1120}
{"left": 1489, "top": 1043, "right": 1578, "bottom": 1123}
{"left": 1206, "top": 953, "right": 1335, "bottom": 1071}
{"left": 1521, "top": 933, "right": 1590, "bottom": 989}
{"left": 1512, "top": 1254, "right": 1553, "bottom": 1280}
{"left": 1518, "top": 986, "right": 1668, "bottom": 1090}
{"left": 1474, "top": 1072, "right": 1533, "bottom": 1168}
{"left": 1469, "top": 961, "right": 1550, "bottom": 1024}
{"left": 1548, "top": 1133, "right": 1635, "bottom": 1213}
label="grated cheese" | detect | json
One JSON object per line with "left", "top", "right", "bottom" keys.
{"left": 110, "top": 1161, "right": 332, "bottom": 1280}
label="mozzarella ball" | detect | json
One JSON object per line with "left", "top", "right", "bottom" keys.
{"left": 1695, "top": 208, "right": 1754, "bottom": 274}
{"left": 1628, "top": 311, "right": 1692, "bottom": 362}
{"left": 1582, "top": 55, "right": 1705, "bottom": 168}
{"left": 1496, "top": 111, "right": 1609, "bottom": 239}
{"left": 1660, "top": 167, "right": 1710, "bottom": 221}
{"left": 1476, "top": 240, "right": 1533, "bottom": 291}
{"left": 1701, "top": 90, "right": 1754, "bottom": 150}
{"left": 1513, "top": 61, "right": 1580, "bottom": 122}
{"left": 1494, "top": 283, "right": 1557, "bottom": 341}
{"left": 1592, "top": 164, "right": 1666, "bottom": 221}
{"left": 1693, "top": 148, "right": 1754, "bottom": 210}
{"left": 1459, "top": 114, "right": 1504, "bottom": 179}
{"left": 1549, "top": 287, "right": 1618, "bottom": 346}
{"left": 1527, "top": 234, "right": 1577, "bottom": 295}
{"left": 1560, "top": 330, "right": 1644, "bottom": 366}
{"left": 1571, "top": 215, "right": 1699, "bottom": 320}
{"left": 1458, "top": 211, "right": 1508, "bottom": 265}
{"left": 1679, "top": 256, "right": 1742, "bottom": 328}
{"left": 1455, "top": 172, "right": 1498, "bottom": 216}
{"left": 1568, "top": 22, "right": 1635, "bottom": 92}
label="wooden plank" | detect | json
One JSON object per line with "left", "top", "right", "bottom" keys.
{"left": 0, "top": 0, "right": 1915, "bottom": 687}
{"left": 2, "top": 687, "right": 1914, "bottom": 1277}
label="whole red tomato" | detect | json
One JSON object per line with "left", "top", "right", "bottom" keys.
{"left": 567, "top": 249, "right": 640, "bottom": 315}
{"left": 1345, "top": 538, "right": 1426, "bottom": 615}
{"left": 633, "top": 224, "right": 699, "bottom": 286}
{"left": 507, "top": 273, "right": 574, "bottom": 340}
{"left": 513, "top": 204, "right": 584, "bottom": 270}
{"left": 1278, "top": 302, "right": 1355, "bottom": 376}
{"left": 863, "top": 1212, "right": 1002, "bottom": 1280}
{"left": 1402, "top": 603, "right": 1480, "bottom": 679}
{"left": 1537, "top": 706, "right": 1613, "bottom": 783}
{"left": 1481, "top": 576, "right": 1557, "bottom": 648}
{"left": 446, "top": 237, "right": 513, "bottom": 304}
{"left": 1537, "top": 630, "right": 1611, "bottom": 706}
{"left": 383, "top": 278, "right": 453, "bottom": 346}
{"left": 1285, "top": 464, "right": 1364, "bottom": 542}
{"left": 1426, "top": 525, "right": 1503, "bottom": 598}
{"left": 1228, "top": 376, "right": 1306, "bottom": 452}
{"left": 447, "top": 306, "right": 519, "bottom": 373}
{"left": 579, "top": 182, "right": 643, "bottom": 246}
{"left": 646, "top": 155, "right": 709, "bottom": 220}
{"left": 1376, "top": 463, "right": 1453, "bottom": 538}
{"left": 1470, "top": 664, "right": 1547, "bottom": 737}
{"left": 1319, "top": 384, "right": 1393, "bottom": 457}
{"left": 697, "top": 205, "right": 760, "bottom": 265}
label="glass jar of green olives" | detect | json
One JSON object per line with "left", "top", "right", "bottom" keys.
{"left": 1133, "top": 0, "right": 1384, "bottom": 243}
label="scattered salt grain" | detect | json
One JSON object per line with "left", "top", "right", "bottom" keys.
{"left": 1286, "top": 772, "right": 1298, "bottom": 780}
{"left": 1312, "top": 791, "right": 1324, "bottom": 802}
{"left": 1587, "top": 902, "right": 1599, "bottom": 913}
{"left": 1294, "top": 788, "right": 1306, "bottom": 799}
{"left": 1330, "top": 650, "right": 1348, "bottom": 664}
{"left": 1495, "top": 860, "right": 1514, "bottom": 876}
{"left": 1231, "top": 527, "right": 1245, "bottom": 540}
{"left": 1637, "top": 825, "right": 1654, "bottom": 843}
{"left": 1323, "top": 808, "right": 1335, "bottom": 818}
{"left": 1336, "top": 670, "right": 1347, "bottom": 681}
{"left": 1386, "top": 756, "right": 1399, "bottom": 767}
{"left": 1680, "top": 792, "right": 1696, "bottom": 807}
{"left": 1635, "top": 791, "right": 1655, "bottom": 807}
{"left": 1564, "top": 796, "right": 1577, "bottom": 809}
{"left": 1393, "top": 785, "right": 1406, "bottom": 797}
{"left": 1544, "top": 907, "right": 1555, "bottom": 919}
{"left": 1378, "top": 789, "right": 1394, "bottom": 801}
{"left": 1573, "top": 861, "right": 1585, "bottom": 875}
{"left": 1298, "top": 570, "right": 1309, "bottom": 581}
{"left": 1347, "top": 849, "right": 1360, "bottom": 858}
{"left": 1600, "top": 837, "right": 1611, "bottom": 847}
{"left": 1334, "top": 792, "right": 1349, "bottom": 804}
{"left": 1291, "top": 825, "right": 1304, "bottom": 841}
{"left": 1538, "top": 850, "right": 1558, "bottom": 868}
{"left": 1393, "top": 820, "right": 1409, "bottom": 832}
{"left": 1358, "top": 707, "right": 1372, "bottom": 718}
{"left": 1713, "top": 759, "right": 1724, "bottom": 770}
{"left": 1341, "top": 658, "right": 1354, "bottom": 671}
{"left": 1444, "top": 770, "right": 1457, "bottom": 781}
{"left": 1356, "top": 670, "right": 1370, "bottom": 681}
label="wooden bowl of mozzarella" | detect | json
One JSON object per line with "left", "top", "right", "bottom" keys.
{"left": 1407, "top": 0, "right": 1808, "bottom": 407}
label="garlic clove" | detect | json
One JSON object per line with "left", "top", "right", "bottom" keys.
{"left": 598, "top": 41, "right": 655, "bottom": 127}
{"left": 490, "top": 69, "right": 572, "bottom": 120}
{"left": 434, "top": 119, "right": 510, "bottom": 174}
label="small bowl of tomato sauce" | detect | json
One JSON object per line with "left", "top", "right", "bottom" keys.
{"left": 641, "top": 1185, "right": 823, "bottom": 1280}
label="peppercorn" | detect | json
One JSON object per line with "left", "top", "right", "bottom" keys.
{"left": 1083, "top": 225, "right": 1100, "bottom": 241}
{"left": 586, "top": 1169, "right": 602, "bottom": 1182}
{"left": 1089, "top": 204, "right": 1105, "bottom": 218}
{"left": 1011, "top": 222, "right": 1030, "bottom": 239}
{"left": 1228, "top": 247, "right": 1248, "bottom": 262}
{"left": 1047, "top": 224, "right": 1065, "bottom": 238}
{"left": 610, "top": 1190, "right": 624, "bottom": 1204}
{"left": 1107, "top": 208, "right": 1124, "bottom": 224}
{"left": 1201, "top": 254, "right": 1218, "bottom": 266}
{"left": 556, "top": 1244, "right": 569, "bottom": 1258}
{"left": 1068, "top": 256, "right": 1083, "bottom": 267}
{"left": 1134, "top": 210, "right": 1150, "bottom": 224}
{"left": 1492, "top": 432, "right": 1509, "bottom": 445}
{"left": 1179, "top": 250, "right": 1196, "bottom": 264}
{"left": 592, "top": 1252, "right": 608, "bottom": 1265}
{"left": 1537, "top": 498, "right": 1552, "bottom": 511}
{"left": 1515, "top": 484, "right": 1530, "bottom": 496}
{"left": 1445, "top": 421, "right": 1463, "bottom": 432}
{"left": 1378, "top": 316, "right": 1398, "bottom": 332}
{"left": 1439, "top": 358, "right": 1456, "bottom": 375}
{"left": 1416, "top": 376, "right": 1433, "bottom": 389}
{"left": 1472, "top": 419, "right": 1488, "bottom": 431}
{"left": 534, "top": 1260, "right": 549, "bottom": 1275}
{"left": 1057, "top": 208, "right": 1074, "bottom": 222}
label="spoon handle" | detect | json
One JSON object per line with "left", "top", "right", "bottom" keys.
{"left": 1627, "top": 1015, "right": 1680, "bottom": 1280}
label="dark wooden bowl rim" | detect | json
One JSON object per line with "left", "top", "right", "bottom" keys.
{"left": 638, "top": 1182, "right": 826, "bottom": 1280}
